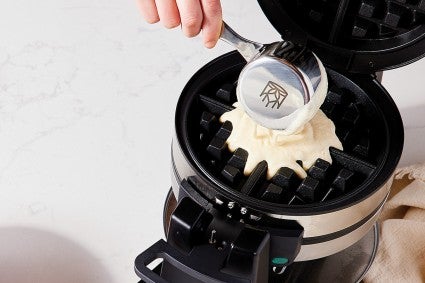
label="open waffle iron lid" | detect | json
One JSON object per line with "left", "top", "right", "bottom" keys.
{"left": 257, "top": 0, "right": 425, "bottom": 73}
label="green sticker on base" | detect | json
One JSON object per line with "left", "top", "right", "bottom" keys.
{"left": 272, "top": 257, "right": 288, "bottom": 265}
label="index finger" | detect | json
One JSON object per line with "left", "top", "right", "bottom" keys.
{"left": 200, "top": 0, "right": 222, "bottom": 48}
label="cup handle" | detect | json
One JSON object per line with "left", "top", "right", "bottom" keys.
{"left": 220, "top": 21, "right": 263, "bottom": 62}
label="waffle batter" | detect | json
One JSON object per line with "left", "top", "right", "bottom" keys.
{"left": 220, "top": 103, "right": 343, "bottom": 179}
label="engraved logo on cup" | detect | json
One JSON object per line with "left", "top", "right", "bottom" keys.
{"left": 260, "top": 81, "right": 288, "bottom": 109}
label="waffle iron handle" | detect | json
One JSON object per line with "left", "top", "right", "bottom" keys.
{"left": 135, "top": 193, "right": 303, "bottom": 283}
{"left": 134, "top": 240, "right": 170, "bottom": 283}
{"left": 134, "top": 197, "right": 272, "bottom": 283}
{"left": 134, "top": 237, "right": 270, "bottom": 283}
{"left": 134, "top": 230, "right": 302, "bottom": 283}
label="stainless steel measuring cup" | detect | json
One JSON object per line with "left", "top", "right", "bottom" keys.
{"left": 220, "top": 22, "right": 328, "bottom": 133}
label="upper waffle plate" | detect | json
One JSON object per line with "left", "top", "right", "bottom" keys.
{"left": 257, "top": 0, "right": 425, "bottom": 73}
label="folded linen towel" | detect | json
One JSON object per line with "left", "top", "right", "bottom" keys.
{"left": 364, "top": 163, "right": 425, "bottom": 283}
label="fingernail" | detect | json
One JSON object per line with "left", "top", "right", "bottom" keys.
{"left": 204, "top": 40, "right": 216, "bottom": 49}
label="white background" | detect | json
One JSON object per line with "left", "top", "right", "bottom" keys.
{"left": 0, "top": 0, "right": 424, "bottom": 282}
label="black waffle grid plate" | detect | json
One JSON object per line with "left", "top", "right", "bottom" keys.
{"left": 191, "top": 71, "right": 384, "bottom": 206}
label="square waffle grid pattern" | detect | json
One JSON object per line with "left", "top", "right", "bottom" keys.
{"left": 279, "top": 0, "right": 425, "bottom": 41}
{"left": 195, "top": 79, "right": 379, "bottom": 206}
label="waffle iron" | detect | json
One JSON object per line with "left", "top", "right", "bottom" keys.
{"left": 134, "top": 1, "right": 425, "bottom": 282}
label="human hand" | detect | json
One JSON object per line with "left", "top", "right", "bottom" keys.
{"left": 137, "top": 0, "right": 222, "bottom": 48}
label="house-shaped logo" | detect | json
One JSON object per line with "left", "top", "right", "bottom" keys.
{"left": 260, "top": 81, "right": 288, "bottom": 109}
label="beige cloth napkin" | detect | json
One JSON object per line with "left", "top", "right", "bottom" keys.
{"left": 364, "top": 163, "right": 425, "bottom": 283}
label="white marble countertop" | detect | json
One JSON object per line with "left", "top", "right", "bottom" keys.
{"left": 0, "top": 0, "right": 424, "bottom": 282}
